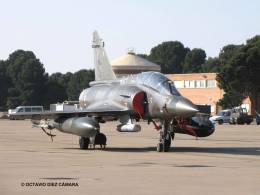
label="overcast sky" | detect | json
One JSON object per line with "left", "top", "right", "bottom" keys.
{"left": 0, "top": 0, "right": 259, "bottom": 74}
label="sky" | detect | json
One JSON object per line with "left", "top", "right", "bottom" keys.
{"left": 0, "top": 0, "right": 260, "bottom": 74}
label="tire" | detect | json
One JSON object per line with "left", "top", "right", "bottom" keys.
{"left": 170, "top": 132, "right": 175, "bottom": 140}
{"left": 229, "top": 119, "right": 234, "bottom": 125}
{"left": 237, "top": 118, "right": 244, "bottom": 125}
{"left": 163, "top": 138, "right": 171, "bottom": 152}
{"left": 218, "top": 120, "right": 223, "bottom": 125}
{"left": 164, "top": 133, "right": 171, "bottom": 152}
{"left": 157, "top": 143, "right": 163, "bottom": 152}
{"left": 94, "top": 133, "right": 107, "bottom": 148}
{"left": 79, "top": 137, "right": 90, "bottom": 150}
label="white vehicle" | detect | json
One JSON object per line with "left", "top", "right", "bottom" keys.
{"left": 8, "top": 106, "right": 43, "bottom": 120}
{"left": 209, "top": 109, "right": 231, "bottom": 125}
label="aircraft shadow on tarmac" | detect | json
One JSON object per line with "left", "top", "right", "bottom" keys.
{"left": 64, "top": 147, "right": 260, "bottom": 156}
{"left": 171, "top": 147, "right": 260, "bottom": 156}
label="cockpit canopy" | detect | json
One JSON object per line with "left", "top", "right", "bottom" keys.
{"left": 135, "top": 72, "right": 180, "bottom": 96}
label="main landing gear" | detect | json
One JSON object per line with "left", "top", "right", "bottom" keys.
{"left": 79, "top": 132, "right": 107, "bottom": 150}
{"left": 79, "top": 137, "right": 90, "bottom": 149}
{"left": 157, "top": 120, "right": 174, "bottom": 152}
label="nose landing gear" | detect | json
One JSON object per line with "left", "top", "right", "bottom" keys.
{"left": 157, "top": 121, "right": 173, "bottom": 152}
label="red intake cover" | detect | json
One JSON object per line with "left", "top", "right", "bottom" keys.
{"left": 132, "top": 91, "right": 146, "bottom": 118}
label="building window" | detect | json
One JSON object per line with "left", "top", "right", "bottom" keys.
{"left": 206, "top": 80, "right": 216, "bottom": 88}
{"left": 184, "top": 80, "right": 195, "bottom": 88}
{"left": 195, "top": 80, "right": 206, "bottom": 88}
{"left": 173, "top": 80, "right": 184, "bottom": 88}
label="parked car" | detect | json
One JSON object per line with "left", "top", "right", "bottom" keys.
{"left": 8, "top": 106, "right": 43, "bottom": 120}
{"left": 229, "top": 107, "right": 253, "bottom": 125}
{"left": 209, "top": 109, "right": 232, "bottom": 125}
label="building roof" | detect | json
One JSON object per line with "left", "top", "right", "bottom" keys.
{"left": 111, "top": 51, "right": 161, "bottom": 71}
{"left": 167, "top": 73, "right": 217, "bottom": 80}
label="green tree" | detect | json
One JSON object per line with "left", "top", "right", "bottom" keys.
{"left": 67, "top": 69, "right": 94, "bottom": 100}
{"left": 217, "top": 36, "right": 260, "bottom": 112}
{"left": 183, "top": 48, "right": 206, "bottom": 73}
{"left": 43, "top": 75, "right": 67, "bottom": 106}
{"left": 0, "top": 60, "right": 11, "bottom": 110}
{"left": 219, "top": 44, "right": 241, "bottom": 65}
{"left": 201, "top": 57, "right": 221, "bottom": 73}
{"left": 43, "top": 72, "right": 74, "bottom": 106}
{"left": 218, "top": 91, "right": 245, "bottom": 109}
{"left": 49, "top": 72, "right": 73, "bottom": 89}
{"left": 5, "top": 50, "right": 48, "bottom": 108}
{"left": 149, "top": 41, "right": 190, "bottom": 73}
{"left": 137, "top": 54, "right": 148, "bottom": 59}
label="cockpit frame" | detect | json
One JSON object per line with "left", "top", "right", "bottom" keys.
{"left": 134, "top": 72, "right": 180, "bottom": 96}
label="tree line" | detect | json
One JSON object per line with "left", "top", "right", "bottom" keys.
{"left": 216, "top": 36, "right": 260, "bottom": 113}
{"left": 0, "top": 35, "right": 259, "bottom": 112}
{"left": 138, "top": 42, "right": 219, "bottom": 74}
{"left": 0, "top": 50, "right": 94, "bottom": 110}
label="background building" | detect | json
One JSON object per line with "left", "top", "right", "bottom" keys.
{"left": 167, "top": 73, "right": 251, "bottom": 114}
{"left": 111, "top": 50, "right": 161, "bottom": 77}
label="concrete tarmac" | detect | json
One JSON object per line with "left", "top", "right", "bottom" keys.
{"left": 0, "top": 120, "right": 260, "bottom": 195}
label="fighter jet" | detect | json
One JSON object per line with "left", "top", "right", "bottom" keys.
{"left": 9, "top": 31, "right": 214, "bottom": 152}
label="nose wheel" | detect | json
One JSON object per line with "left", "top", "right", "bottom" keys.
{"left": 157, "top": 121, "right": 172, "bottom": 152}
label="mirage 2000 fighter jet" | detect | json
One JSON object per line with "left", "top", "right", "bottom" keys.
{"left": 9, "top": 31, "right": 214, "bottom": 152}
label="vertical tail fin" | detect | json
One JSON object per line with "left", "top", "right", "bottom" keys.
{"left": 92, "top": 31, "right": 116, "bottom": 81}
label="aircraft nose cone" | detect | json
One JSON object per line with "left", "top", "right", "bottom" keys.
{"left": 167, "top": 97, "right": 198, "bottom": 117}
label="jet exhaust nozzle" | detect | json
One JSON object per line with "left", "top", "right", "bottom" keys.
{"left": 117, "top": 124, "right": 141, "bottom": 132}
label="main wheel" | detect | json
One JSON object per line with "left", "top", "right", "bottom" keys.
{"left": 94, "top": 133, "right": 107, "bottom": 148}
{"left": 163, "top": 133, "right": 171, "bottom": 152}
{"left": 170, "top": 132, "right": 175, "bottom": 140}
{"left": 79, "top": 137, "right": 90, "bottom": 150}
{"left": 237, "top": 118, "right": 244, "bottom": 125}
{"left": 218, "top": 120, "right": 223, "bottom": 125}
{"left": 157, "top": 143, "right": 163, "bottom": 152}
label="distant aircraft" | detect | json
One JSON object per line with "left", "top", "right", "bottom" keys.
{"left": 9, "top": 31, "right": 214, "bottom": 152}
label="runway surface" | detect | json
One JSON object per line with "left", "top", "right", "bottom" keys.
{"left": 0, "top": 120, "right": 260, "bottom": 195}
